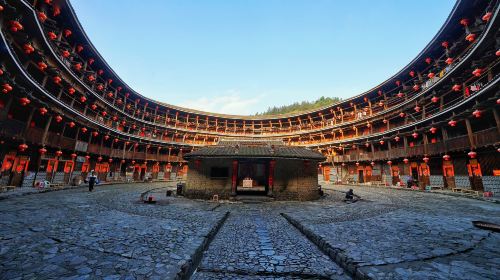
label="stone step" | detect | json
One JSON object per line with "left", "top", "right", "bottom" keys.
{"left": 236, "top": 195, "right": 275, "bottom": 203}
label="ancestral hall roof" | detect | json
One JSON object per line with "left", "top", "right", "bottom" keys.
{"left": 184, "top": 139, "right": 325, "bottom": 160}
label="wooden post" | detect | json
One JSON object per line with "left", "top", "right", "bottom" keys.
{"left": 493, "top": 109, "right": 500, "bottom": 135}
{"left": 464, "top": 118, "right": 475, "bottom": 149}
{"left": 268, "top": 159, "right": 275, "bottom": 196}
{"left": 231, "top": 160, "right": 238, "bottom": 196}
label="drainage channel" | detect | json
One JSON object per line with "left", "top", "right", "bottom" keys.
{"left": 191, "top": 207, "right": 349, "bottom": 279}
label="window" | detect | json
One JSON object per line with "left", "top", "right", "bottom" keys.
{"left": 210, "top": 167, "right": 229, "bottom": 178}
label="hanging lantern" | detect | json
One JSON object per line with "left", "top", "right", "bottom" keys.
{"left": 87, "top": 75, "right": 95, "bottom": 82}
{"left": 431, "top": 96, "right": 439, "bottom": 103}
{"left": 412, "top": 132, "right": 419, "bottom": 139}
{"left": 125, "top": 141, "right": 130, "bottom": 146}
{"left": 98, "top": 69, "right": 104, "bottom": 75}
{"left": 53, "top": 76, "right": 62, "bottom": 84}
{"left": 121, "top": 159, "right": 126, "bottom": 164}
{"left": 465, "top": 33, "right": 476, "bottom": 43}
{"left": 448, "top": 120, "right": 457, "bottom": 127}
{"left": 370, "top": 161, "right": 375, "bottom": 166}
{"left": 379, "top": 140, "right": 385, "bottom": 145}
{"left": 429, "top": 127, "right": 437, "bottom": 134}
{"left": 112, "top": 115, "right": 118, "bottom": 121}
{"left": 472, "top": 109, "right": 482, "bottom": 118}
{"left": 71, "top": 153, "right": 77, "bottom": 158}
{"left": 19, "top": 97, "right": 31, "bottom": 106}
{"left": 101, "top": 111, "right": 107, "bottom": 117}
{"left": 472, "top": 68, "right": 482, "bottom": 77}
{"left": 76, "top": 45, "right": 84, "bottom": 52}
{"left": 18, "top": 143, "right": 28, "bottom": 152}
{"left": 108, "top": 158, "right": 113, "bottom": 163}
{"left": 37, "top": 61, "right": 48, "bottom": 71}
{"left": 97, "top": 84, "right": 104, "bottom": 91}
{"left": 116, "top": 98, "right": 123, "bottom": 105}
{"left": 39, "top": 147, "right": 47, "bottom": 155}
{"left": 90, "top": 104, "right": 97, "bottom": 110}
{"left": 482, "top": 12, "right": 492, "bottom": 22}
{"left": 55, "top": 115, "right": 63, "bottom": 123}
{"left": 88, "top": 58, "right": 95, "bottom": 65}
{"left": 365, "top": 142, "right": 370, "bottom": 148}
{"left": 104, "top": 135, "right": 110, "bottom": 140}
{"left": 73, "top": 63, "right": 82, "bottom": 71}
{"left": 366, "top": 122, "right": 371, "bottom": 128}
{"left": 107, "top": 92, "right": 114, "bottom": 98}
{"left": 394, "top": 136, "right": 400, "bottom": 142}
{"left": 452, "top": 84, "right": 461, "bottom": 92}
{"left": 39, "top": 107, "right": 48, "bottom": 115}
{"left": 414, "top": 106, "right": 421, "bottom": 112}
{"left": 92, "top": 131, "right": 99, "bottom": 137}
{"left": 427, "top": 72, "right": 435, "bottom": 79}
{"left": 496, "top": 50, "right": 500, "bottom": 57}
{"left": 423, "top": 156, "right": 430, "bottom": 163}
{"left": 131, "top": 160, "right": 136, "bottom": 164}
{"left": 9, "top": 20, "right": 24, "bottom": 32}
{"left": 63, "top": 29, "right": 72, "bottom": 37}
{"left": 441, "top": 41, "right": 449, "bottom": 48}
{"left": 23, "top": 43, "right": 35, "bottom": 54}
{"left": 108, "top": 79, "right": 113, "bottom": 85}
{"left": 383, "top": 119, "right": 388, "bottom": 124}
{"left": 47, "top": 31, "right": 57, "bottom": 40}
{"left": 443, "top": 154, "right": 451, "bottom": 161}
{"left": 355, "top": 162, "right": 360, "bottom": 166}
{"left": 444, "top": 57, "right": 453, "bottom": 65}
{"left": 117, "top": 86, "right": 122, "bottom": 92}
{"left": 79, "top": 96, "right": 87, "bottom": 103}
{"left": 81, "top": 127, "right": 87, "bottom": 133}
{"left": 395, "top": 80, "right": 401, "bottom": 87}
{"left": 85, "top": 155, "right": 91, "bottom": 160}
{"left": 97, "top": 156, "right": 103, "bottom": 162}
{"left": 134, "top": 143, "right": 139, "bottom": 148}
{"left": 62, "top": 50, "right": 70, "bottom": 58}
{"left": 460, "top": 18, "right": 469, "bottom": 26}
{"left": 467, "top": 151, "right": 476, "bottom": 159}
{"left": 68, "top": 121, "right": 76, "bottom": 128}
{"left": 425, "top": 57, "right": 432, "bottom": 64}
{"left": 387, "top": 161, "right": 392, "bottom": 165}
{"left": 413, "top": 84, "right": 420, "bottom": 91}
{"left": 114, "top": 138, "right": 119, "bottom": 143}
{"left": 397, "top": 91, "right": 404, "bottom": 98}
{"left": 55, "top": 150, "right": 63, "bottom": 157}
{"left": 409, "top": 70, "right": 415, "bottom": 77}
{"left": 2, "top": 83, "right": 13, "bottom": 94}
{"left": 497, "top": 98, "right": 500, "bottom": 105}
{"left": 403, "top": 158, "right": 409, "bottom": 164}
{"left": 399, "top": 112, "right": 405, "bottom": 118}
{"left": 68, "top": 87, "right": 76, "bottom": 95}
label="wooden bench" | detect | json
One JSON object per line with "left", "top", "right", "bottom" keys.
{"left": 452, "top": 188, "right": 463, "bottom": 193}
{"left": 48, "top": 183, "right": 64, "bottom": 189}
{"left": 461, "top": 189, "right": 480, "bottom": 196}
{"left": 429, "top": 186, "right": 444, "bottom": 190}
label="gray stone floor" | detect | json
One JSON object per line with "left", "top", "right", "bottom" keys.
{"left": 0, "top": 183, "right": 499, "bottom": 279}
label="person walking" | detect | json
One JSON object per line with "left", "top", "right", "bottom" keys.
{"left": 88, "top": 170, "right": 97, "bottom": 192}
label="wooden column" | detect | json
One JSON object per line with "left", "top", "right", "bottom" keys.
{"left": 464, "top": 118, "right": 475, "bottom": 149}
{"left": 231, "top": 160, "right": 238, "bottom": 195}
{"left": 493, "top": 109, "right": 500, "bottom": 135}
{"left": 41, "top": 115, "right": 53, "bottom": 146}
{"left": 268, "top": 159, "right": 276, "bottom": 196}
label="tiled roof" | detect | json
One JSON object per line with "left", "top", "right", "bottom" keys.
{"left": 184, "top": 145, "right": 325, "bottom": 160}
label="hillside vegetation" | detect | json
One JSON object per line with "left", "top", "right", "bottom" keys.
{"left": 256, "top": 96, "right": 342, "bottom": 116}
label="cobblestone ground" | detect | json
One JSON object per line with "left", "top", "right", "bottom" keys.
{"left": 1, "top": 182, "right": 499, "bottom": 279}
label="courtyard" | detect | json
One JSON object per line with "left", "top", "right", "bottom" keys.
{"left": 0, "top": 183, "right": 499, "bottom": 280}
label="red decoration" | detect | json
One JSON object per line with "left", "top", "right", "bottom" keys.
{"left": 39, "top": 147, "right": 47, "bottom": 155}
{"left": 18, "top": 143, "right": 28, "bottom": 152}
{"left": 445, "top": 57, "right": 453, "bottom": 65}
{"left": 482, "top": 12, "right": 492, "bottom": 22}
{"left": 448, "top": 120, "right": 457, "bottom": 127}
{"left": 395, "top": 80, "right": 401, "bottom": 87}
{"left": 370, "top": 161, "right": 375, "bottom": 166}
{"left": 79, "top": 96, "right": 87, "bottom": 103}
{"left": 88, "top": 58, "right": 95, "bottom": 65}
{"left": 37, "top": 61, "right": 48, "bottom": 71}
{"left": 114, "top": 138, "right": 119, "bottom": 143}
{"left": 85, "top": 155, "right": 91, "bottom": 160}
{"left": 399, "top": 112, "right": 405, "bottom": 118}
{"left": 132, "top": 160, "right": 136, "bottom": 164}
{"left": 467, "top": 151, "right": 477, "bottom": 159}
{"left": 98, "top": 69, "right": 104, "bottom": 75}
{"left": 19, "top": 97, "right": 31, "bottom": 106}
{"left": 379, "top": 140, "right": 385, "bottom": 145}
{"left": 9, "top": 20, "right": 24, "bottom": 32}
{"left": 68, "top": 121, "right": 75, "bottom": 127}
{"left": 429, "top": 127, "right": 437, "bottom": 134}
{"left": 71, "top": 153, "right": 77, "bottom": 158}
{"left": 383, "top": 119, "right": 388, "bottom": 124}
{"left": 2, "top": 83, "right": 13, "bottom": 94}
{"left": 55, "top": 150, "right": 63, "bottom": 157}
{"left": 101, "top": 111, "right": 107, "bottom": 117}
{"left": 427, "top": 72, "right": 435, "bottom": 79}
{"left": 413, "top": 84, "right": 420, "bottom": 91}
{"left": 62, "top": 50, "right": 70, "bottom": 58}
{"left": 397, "top": 92, "right": 404, "bottom": 98}
{"left": 472, "top": 109, "right": 481, "bottom": 118}
{"left": 47, "top": 31, "right": 57, "bottom": 40}
{"left": 68, "top": 87, "right": 76, "bottom": 95}
{"left": 452, "top": 84, "right": 461, "bottom": 92}
{"left": 104, "top": 135, "right": 110, "bottom": 140}
{"left": 355, "top": 162, "right": 360, "bottom": 166}
{"left": 423, "top": 156, "right": 429, "bottom": 163}
{"left": 431, "top": 96, "right": 439, "bottom": 103}
{"left": 460, "top": 18, "right": 469, "bottom": 26}
{"left": 81, "top": 127, "right": 88, "bottom": 133}
{"left": 412, "top": 132, "right": 419, "bottom": 139}
{"left": 97, "top": 84, "right": 104, "bottom": 91}
{"left": 97, "top": 156, "right": 103, "bottom": 162}
{"left": 87, "top": 75, "right": 95, "bottom": 82}
{"left": 414, "top": 106, "right": 421, "bottom": 112}
{"left": 121, "top": 159, "right": 126, "bottom": 164}
{"left": 443, "top": 154, "right": 451, "bottom": 161}
{"left": 76, "top": 45, "right": 84, "bottom": 52}
{"left": 92, "top": 131, "right": 99, "bottom": 137}
{"left": 39, "top": 107, "right": 48, "bottom": 115}
{"left": 472, "top": 68, "right": 482, "bottom": 77}
{"left": 55, "top": 115, "right": 63, "bottom": 123}
{"left": 441, "top": 41, "right": 449, "bottom": 48}
{"left": 108, "top": 158, "right": 113, "bottom": 163}
{"left": 63, "top": 29, "right": 72, "bottom": 37}
{"left": 74, "top": 63, "right": 82, "bottom": 71}
{"left": 107, "top": 92, "right": 114, "bottom": 98}
{"left": 394, "top": 136, "right": 400, "bottom": 142}
{"left": 387, "top": 161, "right": 392, "bottom": 165}
{"left": 23, "top": 43, "right": 35, "bottom": 54}
{"left": 53, "top": 76, "right": 62, "bottom": 84}
{"left": 409, "top": 70, "right": 415, "bottom": 77}
{"left": 465, "top": 33, "right": 476, "bottom": 43}
{"left": 425, "top": 57, "right": 432, "bottom": 64}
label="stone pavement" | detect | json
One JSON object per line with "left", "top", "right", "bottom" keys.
{"left": 0, "top": 182, "right": 499, "bottom": 279}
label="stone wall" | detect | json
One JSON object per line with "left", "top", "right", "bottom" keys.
{"left": 184, "top": 158, "right": 320, "bottom": 201}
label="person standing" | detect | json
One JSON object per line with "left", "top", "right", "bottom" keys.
{"left": 88, "top": 170, "right": 97, "bottom": 192}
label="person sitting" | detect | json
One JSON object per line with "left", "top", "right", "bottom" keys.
{"left": 344, "top": 189, "right": 356, "bottom": 202}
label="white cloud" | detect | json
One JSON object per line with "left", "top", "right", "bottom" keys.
{"left": 179, "top": 90, "right": 264, "bottom": 115}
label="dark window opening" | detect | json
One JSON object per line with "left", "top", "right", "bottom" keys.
{"left": 210, "top": 167, "right": 229, "bottom": 178}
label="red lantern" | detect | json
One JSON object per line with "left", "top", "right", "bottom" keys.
{"left": 412, "top": 132, "right": 418, "bottom": 139}
{"left": 429, "top": 127, "right": 437, "bottom": 134}
{"left": 55, "top": 115, "right": 63, "bottom": 123}
{"left": 87, "top": 75, "right": 95, "bottom": 82}
{"left": 441, "top": 41, "right": 449, "bottom": 48}
{"left": 482, "top": 12, "right": 492, "bottom": 22}
{"left": 47, "top": 31, "right": 57, "bottom": 40}
{"left": 112, "top": 115, "right": 118, "bottom": 121}
{"left": 414, "top": 106, "right": 421, "bottom": 112}
{"left": 467, "top": 151, "right": 477, "bottom": 159}
{"left": 90, "top": 104, "right": 97, "bottom": 110}
{"left": 399, "top": 112, "right": 405, "bottom": 118}
{"left": 85, "top": 155, "right": 91, "bottom": 160}
{"left": 108, "top": 158, "right": 113, "bottom": 163}
{"left": 55, "top": 150, "right": 63, "bottom": 157}
{"left": 496, "top": 50, "right": 500, "bottom": 57}
{"left": 452, "top": 84, "right": 461, "bottom": 92}
{"left": 394, "top": 136, "right": 400, "bottom": 142}
{"left": 365, "top": 142, "right": 370, "bottom": 148}
{"left": 423, "top": 156, "right": 429, "bottom": 163}
{"left": 76, "top": 45, "right": 84, "bottom": 52}
{"left": 97, "top": 84, "right": 104, "bottom": 91}
{"left": 63, "top": 29, "right": 72, "bottom": 37}
{"left": 104, "top": 135, "right": 110, "bottom": 141}
{"left": 427, "top": 72, "right": 435, "bottom": 79}
{"left": 382, "top": 119, "right": 388, "bottom": 124}
{"left": 448, "top": 120, "right": 457, "bottom": 127}
{"left": 409, "top": 70, "right": 415, "bottom": 77}
{"left": 37, "top": 61, "right": 48, "bottom": 71}
{"left": 107, "top": 92, "right": 114, "bottom": 98}
{"left": 39, "top": 147, "right": 47, "bottom": 155}
{"left": 370, "top": 161, "right": 375, "bottom": 166}
{"left": 68, "top": 87, "right": 76, "bottom": 95}
{"left": 98, "top": 69, "right": 104, "bottom": 75}
{"left": 39, "top": 107, "right": 48, "bottom": 115}
{"left": 80, "top": 96, "right": 87, "bottom": 103}
{"left": 387, "top": 161, "right": 392, "bottom": 165}
{"left": 425, "top": 57, "right": 432, "bottom": 64}
{"left": 121, "top": 159, "right": 126, "bottom": 164}
{"left": 472, "top": 68, "right": 482, "bottom": 77}
{"left": 443, "top": 154, "right": 451, "bottom": 161}
{"left": 81, "top": 127, "right": 88, "bottom": 133}
{"left": 97, "top": 156, "right": 103, "bottom": 162}
{"left": 2, "top": 83, "right": 13, "bottom": 94}
{"left": 413, "top": 84, "right": 420, "bottom": 91}
{"left": 23, "top": 43, "right": 35, "bottom": 54}
{"left": 9, "top": 20, "right": 24, "bottom": 32}
{"left": 108, "top": 79, "right": 113, "bottom": 85}
{"left": 68, "top": 121, "right": 75, "bottom": 128}
{"left": 497, "top": 98, "right": 500, "bottom": 105}
{"left": 445, "top": 57, "right": 453, "bottom": 65}
{"left": 397, "top": 92, "right": 404, "bottom": 98}
{"left": 88, "top": 58, "right": 95, "bottom": 65}
{"left": 53, "top": 76, "right": 62, "bottom": 84}
{"left": 18, "top": 143, "right": 28, "bottom": 152}
{"left": 117, "top": 86, "right": 122, "bottom": 92}
{"left": 465, "top": 33, "right": 476, "bottom": 43}
{"left": 62, "top": 50, "right": 70, "bottom": 58}
{"left": 74, "top": 63, "right": 82, "bottom": 71}
{"left": 395, "top": 80, "right": 401, "bottom": 87}
{"left": 71, "top": 153, "right": 77, "bottom": 158}
{"left": 379, "top": 140, "right": 385, "bottom": 145}
{"left": 114, "top": 138, "right": 119, "bottom": 143}
{"left": 92, "top": 131, "right": 99, "bottom": 137}
{"left": 101, "top": 111, "right": 107, "bottom": 117}
{"left": 131, "top": 160, "right": 136, "bottom": 164}
{"left": 460, "top": 18, "right": 469, "bottom": 26}
{"left": 431, "top": 96, "right": 439, "bottom": 103}
{"left": 18, "top": 97, "right": 30, "bottom": 106}
{"left": 472, "top": 109, "right": 481, "bottom": 118}
{"left": 403, "top": 158, "right": 409, "bottom": 164}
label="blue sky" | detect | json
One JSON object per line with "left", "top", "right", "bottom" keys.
{"left": 70, "top": 0, "right": 455, "bottom": 115}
